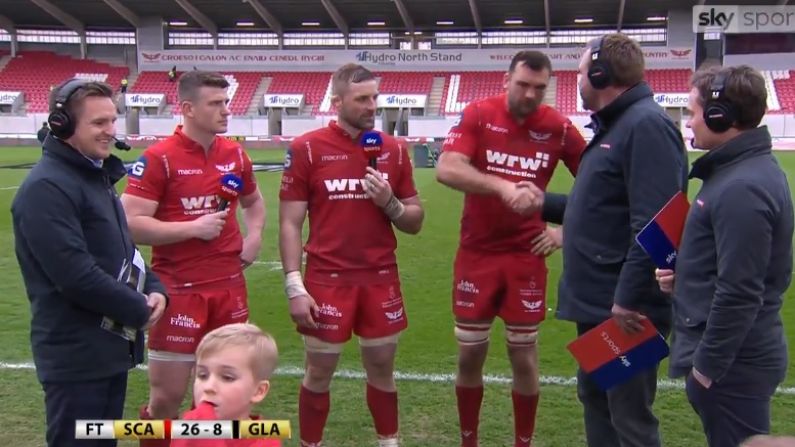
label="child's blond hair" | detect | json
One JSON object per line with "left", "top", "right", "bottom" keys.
{"left": 195, "top": 323, "right": 278, "bottom": 380}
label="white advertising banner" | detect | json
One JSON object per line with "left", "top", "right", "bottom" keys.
{"left": 125, "top": 93, "right": 165, "bottom": 108}
{"left": 263, "top": 94, "right": 304, "bottom": 108}
{"left": 0, "top": 91, "right": 21, "bottom": 105}
{"left": 654, "top": 93, "right": 690, "bottom": 108}
{"left": 138, "top": 47, "right": 694, "bottom": 72}
{"left": 377, "top": 94, "right": 427, "bottom": 108}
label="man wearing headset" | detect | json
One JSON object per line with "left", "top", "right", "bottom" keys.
{"left": 523, "top": 34, "right": 688, "bottom": 446}
{"left": 11, "top": 79, "right": 168, "bottom": 447}
{"left": 656, "top": 65, "right": 792, "bottom": 447}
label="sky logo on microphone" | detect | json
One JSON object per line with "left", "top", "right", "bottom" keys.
{"left": 217, "top": 174, "right": 244, "bottom": 212}
{"left": 360, "top": 131, "right": 383, "bottom": 156}
{"left": 221, "top": 173, "right": 243, "bottom": 192}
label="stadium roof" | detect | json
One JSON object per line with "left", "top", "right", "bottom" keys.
{"left": 0, "top": 0, "right": 787, "bottom": 34}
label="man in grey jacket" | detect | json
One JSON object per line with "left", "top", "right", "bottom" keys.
{"left": 530, "top": 33, "right": 689, "bottom": 447}
{"left": 656, "top": 65, "right": 792, "bottom": 447}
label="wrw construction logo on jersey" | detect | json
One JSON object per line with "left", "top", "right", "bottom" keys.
{"left": 180, "top": 195, "right": 218, "bottom": 215}
{"left": 485, "top": 150, "right": 549, "bottom": 179}
{"left": 323, "top": 173, "right": 390, "bottom": 200}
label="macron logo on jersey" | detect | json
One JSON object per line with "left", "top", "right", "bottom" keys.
{"left": 485, "top": 150, "right": 550, "bottom": 179}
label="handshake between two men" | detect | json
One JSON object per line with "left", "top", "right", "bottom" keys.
{"left": 499, "top": 180, "right": 545, "bottom": 216}
{"left": 496, "top": 179, "right": 562, "bottom": 258}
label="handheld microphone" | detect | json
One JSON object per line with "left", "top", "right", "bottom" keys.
{"left": 217, "top": 173, "right": 244, "bottom": 212}
{"left": 360, "top": 131, "right": 383, "bottom": 169}
{"left": 113, "top": 136, "right": 131, "bottom": 151}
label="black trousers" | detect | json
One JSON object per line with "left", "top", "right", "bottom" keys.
{"left": 42, "top": 371, "right": 128, "bottom": 447}
{"left": 576, "top": 322, "right": 666, "bottom": 447}
{"left": 686, "top": 368, "right": 778, "bottom": 447}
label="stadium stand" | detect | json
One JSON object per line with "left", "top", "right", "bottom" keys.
{"left": 129, "top": 71, "right": 181, "bottom": 107}
{"left": 223, "top": 73, "right": 261, "bottom": 115}
{"left": 442, "top": 71, "right": 505, "bottom": 114}
{"left": 376, "top": 71, "right": 436, "bottom": 94}
{"left": 552, "top": 69, "right": 693, "bottom": 115}
{"left": 130, "top": 71, "right": 261, "bottom": 115}
{"left": 644, "top": 68, "right": 691, "bottom": 93}
{"left": 0, "top": 51, "right": 128, "bottom": 113}
{"left": 772, "top": 70, "right": 795, "bottom": 113}
{"left": 761, "top": 70, "right": 782, "bottom": 112}
{"left": 266, "top": 72, "right": 331, "bottom": 115}
{"left": 555, "top": 71, "right": 580, "bottom": 115}
{"left": 0, "top": 58, "right": 789, "bottom": 118}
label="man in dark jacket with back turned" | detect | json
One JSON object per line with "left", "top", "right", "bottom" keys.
{"left": 526, "top": 33, "right": 689, "bottom": 447}
{"left": 11, "top": 79, "right": 168, "bottom": 447}
{"left": 36, "top": 122, "right": 49, "bottom": 144}
{"left": 657, "top": 65, "right": 792, "bottom": 447}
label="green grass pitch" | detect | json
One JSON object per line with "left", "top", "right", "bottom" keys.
{"left": 0, "top": 146, "right": 794, "bottom": 446}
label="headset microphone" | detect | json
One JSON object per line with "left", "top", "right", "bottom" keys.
{"left": 113, "top": 136, "right": 131, "bottom": 151}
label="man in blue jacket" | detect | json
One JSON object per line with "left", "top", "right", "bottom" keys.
{"left": 657, "top": 65, "right": 792, "bottom": 447}
{"left": 11, "top": 79, "right": 168, "bottom": 447}
{"left": 531, "top": 33, "right": 689, "bottom": 446}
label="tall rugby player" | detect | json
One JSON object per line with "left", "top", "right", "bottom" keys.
{"left": 437, "top": 51, "right": 586, "bottom": 447}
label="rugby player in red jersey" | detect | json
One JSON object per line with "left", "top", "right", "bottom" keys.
{"left": 121, "top": 71, "right": 266, "bottom": 447}
{"left": 279, "top": 63, "right": 424, "bottom": 447}
{"left": 437, "top": 51, "right": 587, "bottom": 447}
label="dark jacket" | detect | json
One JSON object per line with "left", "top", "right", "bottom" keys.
{"left": 37, "top": 127, "right": 48, "bottom": 144}
{"left": 543, "top": 82, "right": 688, "bottom": 326}
{"left": 669, "top": 126, "right": 792, "bottom": 385}
{"left": 12, "top": 134, "right": 168, "bottom": 383}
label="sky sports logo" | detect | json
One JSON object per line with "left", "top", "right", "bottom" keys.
{"left": 693, "top": 5, "right": 795, "bottom": 33}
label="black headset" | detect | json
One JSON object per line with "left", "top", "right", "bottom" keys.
{"left": 703, "top": 70, "right": 737, "bottom": 133}
{"left": 587, "top": 36, "right": 612, "bottom": 90}
{"left": 47, "top": 78, "right": 89, "bottom": 140}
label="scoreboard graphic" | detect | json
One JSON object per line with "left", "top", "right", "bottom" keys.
{"left": 75, "top": 419, "right": 291, "bottom": 441}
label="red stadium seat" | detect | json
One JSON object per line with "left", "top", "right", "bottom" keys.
{"left": 0, "top": 51, "right": 129, "bottom": 113}
{"left": 266, "top": 72, "right": 332, "bottom": 115}
{"left": 773, "top": 71, "right": 795, "bottom": 113}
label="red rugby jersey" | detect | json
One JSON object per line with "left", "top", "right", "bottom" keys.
{"left": 124, "top": 126, "right": 257, "bottom": 287}
{"left": 442, "top": 95, "right": 586, "bottom": 253}
{"left": 279, "top": 121, "right": 417, "bottom": 282}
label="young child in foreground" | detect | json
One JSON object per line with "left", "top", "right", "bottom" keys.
{"left": 171, "top": 323, "right": 281, "bottom": 447}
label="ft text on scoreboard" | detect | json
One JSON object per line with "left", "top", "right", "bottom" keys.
{"left": 75, "top": 419, "right": 291, "bottom": 440}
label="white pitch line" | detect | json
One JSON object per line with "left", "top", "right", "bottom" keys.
{"left": 0, "top": 186, "right": 19, "bottom": 190}
{"left": 2, "top": 361, "right": 795, "bottom": 395}
{"left": 252, "top": 260, "right": 283, "bottom": 271}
